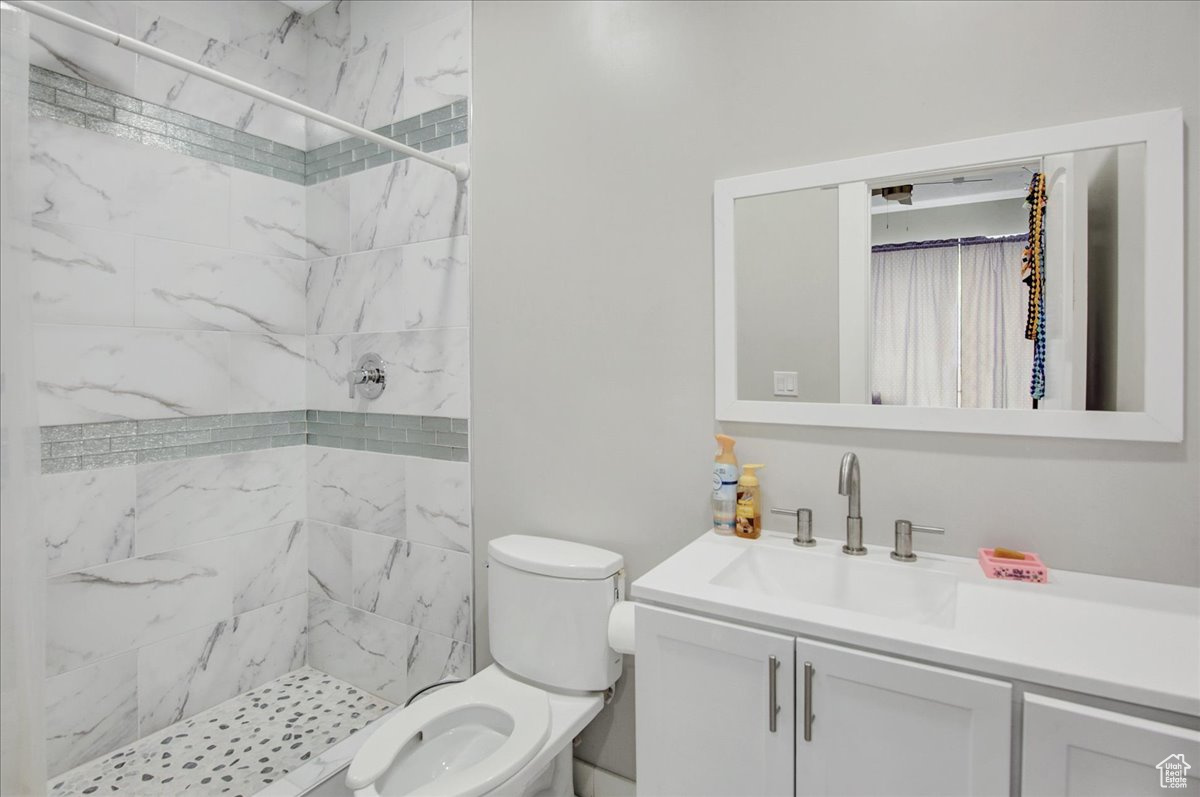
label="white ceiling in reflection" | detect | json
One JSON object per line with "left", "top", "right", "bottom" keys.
{"left": 870, "top": 163, "right": 1036, "bottom": 212}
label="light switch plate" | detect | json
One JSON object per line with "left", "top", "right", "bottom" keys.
{"left": 773, "top": 371, "right": 799, "bottom": 397}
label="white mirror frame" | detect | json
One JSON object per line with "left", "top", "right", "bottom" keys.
{"left": 714, "top": 109, "right": 1183, "bottom": 441}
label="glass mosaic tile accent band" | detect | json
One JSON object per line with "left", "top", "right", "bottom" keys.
{"left": 40, "top": 411, "right": 469, "bottom": 473}
{"left": 305, "top": 410, "right": 469, "bottom": 461}
{"left": 29, "top": 65, "right": 306, "bottom": 184}
{"left": 303, "top": 99, "right": 468, "bottom": 186}
{"left": 28, "top": 66, "right": 468, "bottom": 187}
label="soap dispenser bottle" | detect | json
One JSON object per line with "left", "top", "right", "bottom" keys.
{"left": 735, "top": 464, "right": 765, "bottom": 539}
{"left": 712, "top": 435, "right": 739, "bottom": 535}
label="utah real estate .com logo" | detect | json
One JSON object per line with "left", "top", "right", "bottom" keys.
{"left": 1159, "top": 754, "right": 1191, "bottom": 789}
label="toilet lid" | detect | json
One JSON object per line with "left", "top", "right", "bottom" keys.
{"left": 346, "top": 674, "right": 551, "bottom": 797}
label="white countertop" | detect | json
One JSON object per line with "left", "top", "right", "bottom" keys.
{"left": 632, "top": 530, "right": 1200, "bottom": 717}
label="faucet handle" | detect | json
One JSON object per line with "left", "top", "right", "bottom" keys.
{"left": 347, "top": 353, "right": 386, "bottom": 399}
{"left": 891, "top": 519, "right": 945, "bottom": 562}
{"left": 771, "top": 507, "right": 816, "bottom": 547}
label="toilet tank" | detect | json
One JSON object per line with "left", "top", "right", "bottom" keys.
{"left": 488, "top": 535, "right": 624, "bottom": 692}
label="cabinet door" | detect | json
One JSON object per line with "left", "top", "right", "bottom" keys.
{"left": 635, "top": 605, "right": 794, "bottom": 797}
{"left": 1022, "top": 693, "right": 1200, "bottom": 796}
{"left": 794, "top": 638, "right": 1011, "bottom": 797}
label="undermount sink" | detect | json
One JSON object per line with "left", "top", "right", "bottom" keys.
{"left": 710, "top": 544, "right": 959, "bottom": 628}
{"left": 634, "top": 530, "right": 1200, "bottom": 716}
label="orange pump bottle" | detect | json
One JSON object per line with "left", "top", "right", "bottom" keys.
{"left": 734, "top": 464, "right": 765, "bottom": 539}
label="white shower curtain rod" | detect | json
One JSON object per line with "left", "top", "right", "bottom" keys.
{"left": 8, "top": 0, "right": 469, "bottom": 182}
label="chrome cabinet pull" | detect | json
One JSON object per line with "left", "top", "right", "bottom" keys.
{"left": 803, "top": 661, "right": 815, "bottom": 741}
{"left": 767, "top": 655, "right": 780, "bottom": 732}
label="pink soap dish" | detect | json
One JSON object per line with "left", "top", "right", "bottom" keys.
{"left": 978, "top": 548, "right": 1047, "bottom": 583}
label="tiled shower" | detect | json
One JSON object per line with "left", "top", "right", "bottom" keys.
{"left": 19, "top": 0, "right": 473, "bottom": 787}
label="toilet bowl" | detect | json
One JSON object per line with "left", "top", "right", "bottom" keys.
{"left": 345, "top": 536, "right": 625, "bottom": 797}
{"left": 347, "top": 667, "right": 548, "bottom": 796}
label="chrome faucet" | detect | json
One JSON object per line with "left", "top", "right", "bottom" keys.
{"left": 838, "top": 452, "right": 866, "bottom": 555}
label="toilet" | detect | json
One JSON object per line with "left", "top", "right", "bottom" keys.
{"left": 345, "top": 535, "right": 626, "bottom": 797}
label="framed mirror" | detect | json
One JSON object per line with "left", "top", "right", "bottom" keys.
{"left": 714, "top": 109, "right": 1183, "bottom": 441}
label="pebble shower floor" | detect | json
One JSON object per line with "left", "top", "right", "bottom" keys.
{"left": 49, "top": 668, "right": 393, "bottom": 796}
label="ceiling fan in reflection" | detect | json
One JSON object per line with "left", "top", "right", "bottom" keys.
{"left": 872, "top": 176, "right": 992, "bottom": 205}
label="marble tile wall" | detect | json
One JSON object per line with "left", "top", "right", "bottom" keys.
{"left": 40, "top": 437, "right": 472, "bottom": 775}
{"left": 303, "top": 0, "right": 470, "bottom": 150}
{"left": 30, "top": 63, "right": 466, "bottom": 186}
{"left": 307, "top": 452, "right": 472, "bottom": 704}
{"left": 41, "top": 450, "right": 308, "bottom": 776}
{"left": 31, "top": 0, "right": 475, "bottom": 779}
{"left": 31, "top": 2, "right": 311, "bottom": 778}
{"left": 301, "top": 0, "right": 474, "bottom": 707}
{"left": 29, "top": 0, "right": 309, "bottom": 149}
{"left": 30, "top": 118, "right": 307, "bottom": 427}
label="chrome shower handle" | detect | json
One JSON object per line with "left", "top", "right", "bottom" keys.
{"left": 347, "top": 353, "right": 386, "bottom": 399}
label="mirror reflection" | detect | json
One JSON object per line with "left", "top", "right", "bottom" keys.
{"left": 733, "top": 144, "right": 1146, "bottom": 412}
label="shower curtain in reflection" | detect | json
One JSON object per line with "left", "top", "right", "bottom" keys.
{"left": 870, "top": 243, "right": 959, "bottom": 407}
{"left": 960, "top": 239, "right": 1034, "bottom": 409}
{"left": 871, "top": 237, "right": 1032, "bottom": 410}
{"left": 0, "top": 5, "right": 47, "bottom": 794}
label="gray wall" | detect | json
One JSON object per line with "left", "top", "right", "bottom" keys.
{"left": 1117, "top": 145, "right": 1147, "bottom": 411}
{"left": 471, "top": 0, "right": 1200, "bottom": 780}
{"left": 736, "top": 188, "right": 840, "bottom": 402}
{"left": 1082, "top": 144, "right": 1147, "bottom": 411}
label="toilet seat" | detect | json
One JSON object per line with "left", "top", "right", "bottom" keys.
{"left": 346, "top": 671, "right": 552, "bottom": 797}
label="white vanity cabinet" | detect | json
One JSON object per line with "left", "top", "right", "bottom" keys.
{"left": 636, "top": 605, "right": 1012, "bottom": 797}
{"left": 794, "top": 638, "right": 1011, "bottom": 797}
{"left": 1021, "top": 694, "right": 1200, "bottom": 796}
{"left": 633, "top": 531, "right": 1200, "bottom": 797}
{"left": 635, "top": 605, "right": 795, "bottom": 797}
